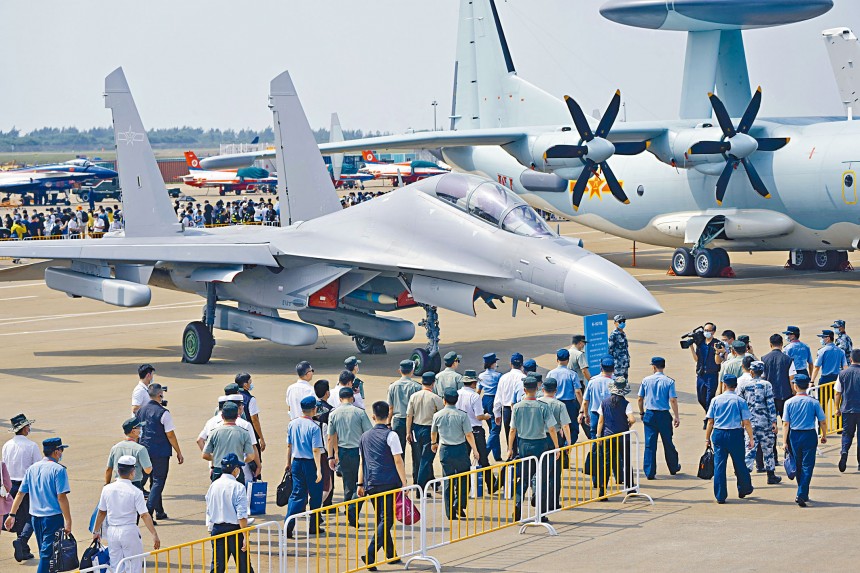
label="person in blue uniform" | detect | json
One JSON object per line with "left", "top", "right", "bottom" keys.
{"left": 812, "top": 329, "right": 847, "bottom": 384}
{"left": 783, "top": 326, "right": 813, "bottom": 377}
{"left": 637, "top": 357, "right": 681, "bottom": 479}
{"left": 284, "top": 396, "right": 324, "bottom": 539}
{"left": 547, "top": 348, "right": 582, "bottom": 445}
{"left": 478, "top": 352, "right": 503, "bottom": 461}
{"left": 782, "top": 374, "right": 827, "bottom": 507}
{"left": 705, "top": 375, "right": 755, "bottom": 504}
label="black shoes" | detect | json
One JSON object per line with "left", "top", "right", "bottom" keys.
{"left": 795, "top": 497, "right": 807, "bottom": 508}
{"left": 12, "top": 538, "right": 26, "bottom": 562}
{"left": 646, "top": 475, "right": 655, "bottom": 481}
{"left": 360, "top": 556, "right": 379, "bottom": 571}
{"left": 738, "top": 488, "right": 754, "bottom": 499}
{"left": 155, "top": 511, "right": 169, "bottom": 520}
{"left": 669, "top": 464, "right": 681, "bottom": 475}
{"left": 513, "top": 505, "right": 522, "bottom": 521}
{"left": 839, "top": 453, "right": 848, "bottom": 473}
{"left": 767, "top": 474, "right": 783, "bottom": 485}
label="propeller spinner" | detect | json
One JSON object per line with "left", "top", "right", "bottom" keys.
{"left": 544, "top": 91, "right": 650, "bottom": 211}
{"left": 688, "top": 87, "right": 790, "bottom": 205}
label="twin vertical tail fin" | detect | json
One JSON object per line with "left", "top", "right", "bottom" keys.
{"left": 104, "top": 68, "right": 182, "bottom": 238}
{"left": 269, "top": 71, "right": 342, "bottom": 226}
{"left": 329, "top": 113, "right": 344, "bottom": 182}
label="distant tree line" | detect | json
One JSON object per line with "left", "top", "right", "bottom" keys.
{"left": 0, "top": 126, "right": 385, "bottom": 152}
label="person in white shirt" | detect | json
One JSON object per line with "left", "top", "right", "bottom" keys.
{"left": 2, "top": 414, "right": 41, "bottom": 561}
{"left": 329, "top": 371, "right": 365, "bottom": 410}
{"left": 132, "top": 364, "right": 156, "bottom": 414}
{"left": 205, "top": 454, "right": 253, "bottom": 573}
{"left": 286, "top": 361, "right": 316, "bottom": 420}
{"left": 457, "top": 371, "right": 493, "bottom": 483}
{"left": 92, "top": 456, "right": 159, "bottom": 573}
{"left": 198, "top": 396, "right": 259, "bottom": 484}
{"left": 493, "top": 353, "right": 526, "bottom": 448}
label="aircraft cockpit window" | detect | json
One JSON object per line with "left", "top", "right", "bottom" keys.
{"left": 434, "top": 173, "right": 471, "bottom": 207}
{"left": 501, "top": 205, "right": 553, "bottom": 237}
{"left": 467, "top": 182, "right": 516, "bottom": 226}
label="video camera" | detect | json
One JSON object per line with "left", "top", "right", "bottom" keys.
{"left": 680, "top": 326, "right": 706, "bottom": 350}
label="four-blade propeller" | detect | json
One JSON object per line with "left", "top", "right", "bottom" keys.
{"left": 544, "top": 91, "right": 649, "bottom": 211}
{"left": 687, "top": 87, "right": 790, "bottom": 205}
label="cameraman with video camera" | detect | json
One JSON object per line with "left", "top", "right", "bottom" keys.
{"left": 684, "top": 322, "right": 721, "bottom": 429}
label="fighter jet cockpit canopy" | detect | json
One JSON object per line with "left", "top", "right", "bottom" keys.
{"left": 418, "top": 172, "right": 554, "bottom": 238}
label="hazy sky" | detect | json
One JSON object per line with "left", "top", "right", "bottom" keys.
{"left": 0, "top": 0, "right": 855, "bottom": 134}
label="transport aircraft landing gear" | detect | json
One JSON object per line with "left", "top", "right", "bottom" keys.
{"left": 411, "top": 304, "right": 442, "bottom": 376}
{"left": 354, "top": 335, "right": 387, "bottom": 355}
{"left": 672, "top": 247, "right": 731, "bottom": 278}
{"left": 183, "top": 282, "right": 217, "bottom": 364}
{"left": 788, "top": 249, "right": 848, "bottom": 272}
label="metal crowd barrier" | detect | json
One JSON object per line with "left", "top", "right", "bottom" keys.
{"left": 77, "top": 520, "right": 282, "bottom": 573}
{"left": 283, "top": 484, "right": 433, "bottom": 573}
{"left": 532, "top": 430, "right": 652, "bottom": 534}
{"left": 811, "top": 381, "right": 843, "bottom": 435}
{"left": 417, "top": 454, "right": 544, "bottom": 566}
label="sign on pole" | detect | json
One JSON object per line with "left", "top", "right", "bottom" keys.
{"left": 584, "top": 313, "right": 609, "bottom": 373}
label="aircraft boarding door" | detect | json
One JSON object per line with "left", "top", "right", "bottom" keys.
{"left": 842, "top": 170, "right": 857, "bottom": 205}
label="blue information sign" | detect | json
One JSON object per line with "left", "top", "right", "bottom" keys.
{"left": 584, "top": 313, "right": 609, "bottom": 373}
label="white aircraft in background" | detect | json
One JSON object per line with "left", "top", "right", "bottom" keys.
{"left": 181, "top": 151, "right": 276, "bottom": 195}
{"left": 357, "top": 150, "right": 449, "bottom": 186}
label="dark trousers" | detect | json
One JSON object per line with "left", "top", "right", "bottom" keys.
{"left": 147, "top": 456, "right": 170, "bottom": 515}
{"left": 642, "top": 410, "right": 680, "bottom": 478}
{"left": 211, "top": 467, "right": 246, "bottom": 485}
{"left": 696, "top": 372, "right": 718, "bottom": 413}
{"left": 412, "top": 424, "right": 435, "bottom": 490}
{"left": 841, "top": 412, "right": 860, "bottom": 461}
{"left": 32, "top": 513, "right": 63, "bottom": 573}
{"left": 594, "top": 434, "right": 632, "bottom": 491}
{"left": 502, "top": 406, "right": 513, "bottom": 447}
{"left": 319, "top": 452, "right": 335, "bottom": 508}
{"left": 515, "top": 438, "right": 548, "bottom": 512}
{"left": 543, "top": 437, "right": 562, "bottom": 510}
{"left": 482, "top": 394, "right": 501, "bottom": 460}
{"left": 560, "top": 399, "right": 580, "bottom": 444}
{"left": 285, "top": 458, "right": 323, "bottom": 535}
{"left": 712, "top": 428, "right": 753, "bottom": 502}
{"left": 790, "top": 429, "right": 818, "bottom": 502}
{"left": 391, "top": 417, "right": 407, "bottom": 453}
{"left": 472, "top": 426, "right": 496, "bottom": 491}
{"left": 820, "top": 373, "right": 838, "bottom": 383}
{"left": 7, "top": 480, "right": 33, "bottom": 543}
{"left": 365, "top": 484, "right": 399, "bottom": 564}
{"left": 439, "top": 443, "right": 470, "bottom": 518}
{"left": 210, "top": 523, "right": 254, "bottom": 573}
{"left": 338, "top": 447, "right": 362, "bottom": 522}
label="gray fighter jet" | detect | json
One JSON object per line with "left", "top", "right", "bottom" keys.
{"left": 0, "top": 68, "right": 662, "bottom": 370}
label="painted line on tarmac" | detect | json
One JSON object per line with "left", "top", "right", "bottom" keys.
{"left": 0, "top": 282, "right": 44, "bottom": 289}
{"left": 3, "top": 301, "right": 200, "bottom": 326}
{"left": 0, "top": 295, "right": 37, "bottom": 301}
{"left": 646, "top": 269, "right": 846, "bottom": 287}
{"left": 0, "top": 319, "right": 191, "bottom": 337}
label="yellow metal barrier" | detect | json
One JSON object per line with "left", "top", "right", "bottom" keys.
{"left": 98, "top": 520, "right": 281, "bottom": 573}
{"left": 813, "top": 381, "right": 843, "bottom": 435}
{"left": 283, "top": 484, "right": 431, "bottom": 573}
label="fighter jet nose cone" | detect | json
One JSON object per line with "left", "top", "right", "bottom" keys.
{"left": 564, "top": 254, "right": 663, "bottom": 318}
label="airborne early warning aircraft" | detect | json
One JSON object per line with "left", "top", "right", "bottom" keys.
{"left": 319, "top": 0, "right": 860, "bottom": 278}
{"left": 0, "top": 67, "right": 661, "bottom": 370}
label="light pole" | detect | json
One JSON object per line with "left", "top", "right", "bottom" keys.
{"left": 431, "top": 100, "right": 438, "bottom": 131}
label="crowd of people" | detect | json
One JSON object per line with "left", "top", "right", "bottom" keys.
{"left": 174, "top": 198, "right": 279, "bottom": 227}
{"left": 2, "top": 206, "right": 122, "bottom": 239}
{"left": 2, "top": 316, "right": 859, "bottom": 572}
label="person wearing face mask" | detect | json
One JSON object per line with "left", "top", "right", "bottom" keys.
{"left": 608, "top": 315, "right": 630, "bottom": 379}
{"left": 132, "top": 364, "right": 156, "bottom": 415}
{"left": 812, "top": 329, "right": 847, "bottom": 385}
{"left": 4, "top": 438, "right": 72, "bottom": 573}
{"left": 236, "top": 373, "right": 266, "bottom": 472}
{"left": 783, "top": 326, "right": 813, "bottom": 377}
{"left": 690, "top": 322, "right": 721, "bottom": 428}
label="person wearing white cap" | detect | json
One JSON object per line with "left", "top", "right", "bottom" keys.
{"left": 92, "top": 456, "right": 159, "bottom": 573}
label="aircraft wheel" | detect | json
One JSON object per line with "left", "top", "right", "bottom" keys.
{"left": 234, "top": 190, "right": 242, "bottom": 196}
{"left": 360, "top": 185, "right": 365, "bottom": 190}
{"left": 813, "top": 250, "right": 840, "bottom": 272}
{"left": 789, "top": 250, "right": 814, "bottom": 270}
{"left": 694, "top": 249, "right": 719, "bottom": 278}
{"left": 80, "top": 192, "right": 90, "bottom": 203}
{"left": 354, "top": 335, "right": 386, "bottom": 355}
{"left": 64, "top": 199, "right": 71, "bottom": 206}
{"left": 712, "top": 248, "right": 730, "bottom": 272}
{"left": 671, "top": 248, "right": 695, "bottom": 276}
{"left": 428, "top": 351, "right": 442, "bottom": 374}
{"left": 410, "top": 348, "right": 431, "bottom": 376}
{"left": 182, "top": 321, "right": 214, "bottom": 364}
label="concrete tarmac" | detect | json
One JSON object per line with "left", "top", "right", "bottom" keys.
{"left": 0, "top": 216, "right": 858, "bottom": 571}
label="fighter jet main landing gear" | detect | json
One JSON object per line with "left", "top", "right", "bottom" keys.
{"left": 183, "top": 282, "right": 216, "bottom": 364}
{"left": 353, "top": 335, "right": 387, "bottom": 355}
{"left": 411, "top": 304, "right": 442, "bottom": 376}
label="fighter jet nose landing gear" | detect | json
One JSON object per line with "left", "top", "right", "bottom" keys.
{"left": 182, "top": 282, "right": 218, "bottom": 364}
{"left": 411, "top": 304, "right": 442, "bottom": 376}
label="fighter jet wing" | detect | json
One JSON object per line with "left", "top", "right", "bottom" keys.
{"left": 318, "top": 127, "right": 529, "bottom": 154}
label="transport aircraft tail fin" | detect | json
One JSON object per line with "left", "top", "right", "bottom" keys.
{"left": 269, "top": 71, "right": 342, "bottom": 226}
{"left": 451, "top": 0, "right": 568, "bottom": 129}
{"left": 823, "top": 27, "right": 860, "bottom": 118}
{"left": 104, "top": 68, "right": 183, "bottom": 238}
